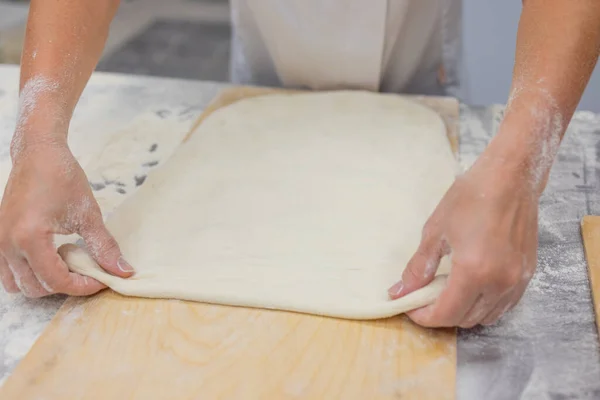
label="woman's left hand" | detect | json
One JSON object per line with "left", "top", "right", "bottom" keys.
{"left": 388, "top": 139, "right": 540, "bottom": 328}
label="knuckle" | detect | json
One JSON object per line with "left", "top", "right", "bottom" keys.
{"left": 455, "top": 251, "right": 517, "bottom": 289}
{"left": 453, "top": 250, "right": 484, "bottom": 271}
{"left": 39, "top": 275, "right": 62, "bottom": 293}
{"left": 78, "top": 202, "right": 104, "bottom": 227}
{"left": 489, "top": 260, "right": 522, "bottom": 290}
{"left": 33, "top": 267, "right": 69, "bottom": 294}
{"left": 421, "top": 220, "right": 438, "bottom": 241}
{"left": 5, "top": 286, "right": 20, "bottom": 294}
{"left": 402, "top": 262, "right": 423, "bottom": 284}
{"left": 499, "top": 268, "right": 521, "bottom": 288}
{"left": 90, "top": 237, "right": 119, "bottom": 260}
{"left": 463, "top": 264, "right": 489, "bottom": 287}
{"left": 0, "top": 274, "right": 18, "bottom": 294}
{"left": 1, "top": 279, "right": 19, "bottom": 294}
{"left": 20, "top": 283, "right": 45, "bottom": 298}
{"left": 61, "top": 274, "right": 99, "bottom": 296}
{"left": 56, "top": 276, "right": 79, "bottom": 294}
{"left": 12, "top": 223, "right": 42, "bottom": 249}
{"left": 79, "top": 212, "right": 100, "bottom": 233}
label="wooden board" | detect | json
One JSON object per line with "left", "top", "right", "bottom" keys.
{"left": 1, "top": 87, "right": 458, "bottom": 400}
{"left": 581, "top": 216, "right": 600, "bottom": 335}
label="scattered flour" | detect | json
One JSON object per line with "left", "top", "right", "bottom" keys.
{"left": 0, "top": 291, "right": 65, "bottom": 384}
{"left": 58, "top": 303, "right": 85, "bottom": 335}
{"left": 83, "top": 113, "right": 189, "bottom": 220}
{"left": 0, "top": 66, "right": 210, "bottom": 384}
{"left": 458, "top": 106, "right": 600, "bottom": 399}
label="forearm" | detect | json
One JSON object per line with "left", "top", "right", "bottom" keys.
{"left": 13, "top": 0, "right": 120, "bottom": 158}
{"left": 490, "top": 0, "right": 600, "bottom": 193}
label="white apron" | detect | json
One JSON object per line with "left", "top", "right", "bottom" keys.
{"left": 229, "top": 0, "right": 462, "bottom": 97}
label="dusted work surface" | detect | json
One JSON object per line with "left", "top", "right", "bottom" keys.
{"left": 0, "top": 64, "right": 599, "bottom": 398}
{"left": 457, "top": 106, "right": 600, "bottom": 399}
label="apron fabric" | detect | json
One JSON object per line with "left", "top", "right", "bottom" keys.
{"left": 229, "top": 0, "right": 462, "bottom": 98}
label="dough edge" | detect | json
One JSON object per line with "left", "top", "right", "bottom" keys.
{"left": 59, "top": 243, "right": 449, "bottom": 320}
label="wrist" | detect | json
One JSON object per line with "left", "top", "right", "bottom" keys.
{"left": 486, "top": 89, "right": 566, "bottom": 196}
{"left": 11, "top": 126, "right": 68, "bottom": 163}
{"left": 12, "top": 76, "right": 71, "bottom": 162}
{"left": 484, "top": 129, "right": 554, "bottom": 199}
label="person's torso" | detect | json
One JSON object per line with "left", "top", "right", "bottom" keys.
{"left": 229, "top": 0, "right": 461, "bottom": 96}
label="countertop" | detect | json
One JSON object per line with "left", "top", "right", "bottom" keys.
{"left": 0, "top": 64, "right": 599, "bottom": 399}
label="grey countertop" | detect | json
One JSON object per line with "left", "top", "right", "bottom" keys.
{"left": 0, "top": 64, "right": 599, "bottom": 399}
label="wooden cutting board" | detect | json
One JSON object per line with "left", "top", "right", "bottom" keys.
{"left": 0, "top": 87, "right": 458, "bottom": 400}
{"left": 581, "top": 216, "right": 600, "bottom": 335}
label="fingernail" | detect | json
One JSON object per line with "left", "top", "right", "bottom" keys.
{"left": 117, "top": 257, "right": 134, "bottom": 273}
{"left": 388, "top": 281, "right": 404, "bottom": 297}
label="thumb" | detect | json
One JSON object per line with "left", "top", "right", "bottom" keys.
{"left": 80, "top": 220, "right": 134, "bottom": 278}
{"left": 388, "top": 236, "right": 445, "bottom": 300}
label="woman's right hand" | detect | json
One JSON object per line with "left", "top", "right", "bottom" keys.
{"left": 0, "top": 135, "right": 133, "bottom": 297}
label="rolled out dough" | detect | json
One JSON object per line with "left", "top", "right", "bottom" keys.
{"left": 59, "top": 91, "right": 457, "bottom": 320}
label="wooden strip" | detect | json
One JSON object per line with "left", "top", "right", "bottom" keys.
{"left": 581, "top": 216, "right": 600, "bottom": 334}
{"left": 1, "top": 88, "right": 458, "bottom": 400}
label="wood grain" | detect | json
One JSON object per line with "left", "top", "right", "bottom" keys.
{"left": 1, "top": 292, "right": 455, "bottom": 399}
{"left": 1, "top": 88, "right": 458, "bottom": 400}
{"left": 581, "top": 216, "right": 600, "bottom": 335}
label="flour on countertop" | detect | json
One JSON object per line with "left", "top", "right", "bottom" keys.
{"left": 0, "top": 66, "right": 218, "bottom": 385}
{"left": 458, "top": 106, "right": 600, "bottom": 400}
{"left": 84, "top": 113, "right": 190, "bottom": 218}
{"left": 0, "top": 292, "right": 66, "bottom": 385}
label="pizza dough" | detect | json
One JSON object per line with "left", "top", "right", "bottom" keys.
{"left": 59, "top": 91, "right": 457, "bottom": 320}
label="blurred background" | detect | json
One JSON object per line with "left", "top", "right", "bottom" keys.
{"left": 0, "top": 0, "right": 598, "bottom": 111}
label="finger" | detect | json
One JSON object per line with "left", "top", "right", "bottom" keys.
{"left": 480, "top": 295, "right": 515, "bottom": 326}
{"left": 80, "top": 217, "right": 134, "bottom": 278}
{"left": 406, "top": 273, "right": 480, "bottom": 328}
{"left": 480, "top": 303, "right": 512, "bottom": 326}
{"left": 0, "top": 255, "right": 19, "bottom": 293}
{"left": 21, "top": 234, "right": 106, "bottom": 296}
{"left": 388, "top": 236, "right": 447, "bottom": 299}
{"left": 5, "top": 255, "right": 49, "bottom": 298}
{"left": 460, "top": 293, "right": 502, "bottom": 328}
{"left": 481, "top": 283, "right": 526, "bottom": 326}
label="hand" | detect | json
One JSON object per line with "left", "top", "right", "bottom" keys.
{"left": 388, "top": 142, "right": 540, "bottom": 328}
{"left": 0, "top": 136, "right": 133, "bottom": 297}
